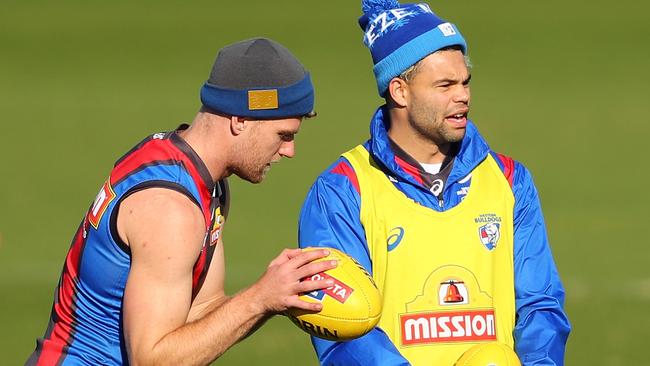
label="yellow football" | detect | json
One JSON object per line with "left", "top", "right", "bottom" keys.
{"left": 455, "top": 342, "right": 521, "bottom": 366}
{"left": 287, "top": 247, "right": 382, "bottom": 341}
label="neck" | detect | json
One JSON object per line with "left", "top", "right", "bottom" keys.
{"left": 178, "top": 112, "right": 232, "bottom": 182}
{"left": 387, "top": 109, "right": 452, "bottom": 164}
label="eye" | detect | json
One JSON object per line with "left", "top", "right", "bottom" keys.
{"left": 436, "top": 82, "right": 452, "bottom": 89}
{"left": 280, "top": 133, "right": 295, "bottom": 142}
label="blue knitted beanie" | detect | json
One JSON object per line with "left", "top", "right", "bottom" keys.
{"left": 359, "top": 0, "right": 467, "bottom": 96}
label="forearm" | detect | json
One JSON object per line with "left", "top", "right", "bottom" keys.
{"left": 186, "top": 294, "right": 230, "bottom": 323}
{"left": 140, "top": 286, "right": 267, "bottom": 366}
{"left": 133, "top": 245, "right": 335, "bottom": 366}
{"left": 122, "top": 191, "right": 334, "bottom": 365}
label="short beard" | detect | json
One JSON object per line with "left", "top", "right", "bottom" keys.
{"left": 409, "top": 102, "right": 465, "bottom": 146}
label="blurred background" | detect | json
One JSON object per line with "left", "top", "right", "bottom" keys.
{"left": 1, "top": 0, "right": 648, "bottom": 364}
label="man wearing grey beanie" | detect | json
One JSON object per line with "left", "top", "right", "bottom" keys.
{"left": 27, "top": 38, "right": 336, "bottom": 366}
{"left": 298, "top": 1, "right": 570, "bottom": 365}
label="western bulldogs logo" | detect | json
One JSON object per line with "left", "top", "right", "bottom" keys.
{"left": 475, "top": 214, "right": 502, "bottom": 251}
{"left": 478, "top": 223, "right": 500, "bottom": 250}
{"left": 209, "top": 207, "right": 224, "bottom": 246}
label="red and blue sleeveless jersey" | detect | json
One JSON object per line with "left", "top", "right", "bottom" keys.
{"left": 27, "top": 125, "right": 226, "bottom": 366}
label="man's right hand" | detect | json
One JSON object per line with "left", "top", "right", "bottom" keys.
{"left": 248, "top": 248, "right": 338, "bottom": 314}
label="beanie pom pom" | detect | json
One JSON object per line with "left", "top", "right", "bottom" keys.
{"left": 361, "top": 0, "right": 401, "bottom": 15}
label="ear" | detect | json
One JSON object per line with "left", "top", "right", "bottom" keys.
{"left": 230, "top": 116, "right": 247, "bottom": 136}
{"left": 387, "top": 77, "right": 409, "bottom": 108}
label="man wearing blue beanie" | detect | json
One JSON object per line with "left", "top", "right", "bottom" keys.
{"left": 28, "top": 38, "right": 338, "bottom": 366}
{"left": 299, "top": 1, "right": 570, "bottom": 365}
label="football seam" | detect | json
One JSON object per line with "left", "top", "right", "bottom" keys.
{"left": 308, "top": 315, "right": 374, "bottom": 322}
{"left": 462, "top": 343, "right": 487, "bottom": 365}
{"left": 338, "top": 256, "right": 373, "bottom": 326}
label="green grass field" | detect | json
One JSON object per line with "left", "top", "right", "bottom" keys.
{"left": 1, "top": 0, "right": 648, "bottom": 364}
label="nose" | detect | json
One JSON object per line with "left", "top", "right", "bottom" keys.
{"left": 454, "top": 84, "right": 470, "bottom": 104}
{"left": 279, "top": 140, "right": 295, "bottom": 158}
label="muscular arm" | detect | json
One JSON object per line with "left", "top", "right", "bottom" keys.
{"left": 119, "top": 188, "right": 336, "bottom": 366}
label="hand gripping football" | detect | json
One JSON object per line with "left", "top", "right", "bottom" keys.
{"left": 454, "top": 342, "right": 521, "bottom": 366}
{"left": 287, "top": 247, "right": 382, "bottom": 341}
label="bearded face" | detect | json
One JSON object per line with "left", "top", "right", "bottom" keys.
{"left": 404, "top": 49, "right": 471, "bottom": 147}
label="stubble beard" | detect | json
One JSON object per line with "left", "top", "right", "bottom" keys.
{"left": 232, "top": 147, "right": 269, "bottom": 184}
{"left": 233, "top": 166, "right": 264, "bottom": 184}
{"left": 409, "top": 103, "right": 465, "bottom": 146}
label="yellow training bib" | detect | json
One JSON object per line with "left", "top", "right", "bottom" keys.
{"left": 343, "top": 146, "right": 516, "bottom": 366}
